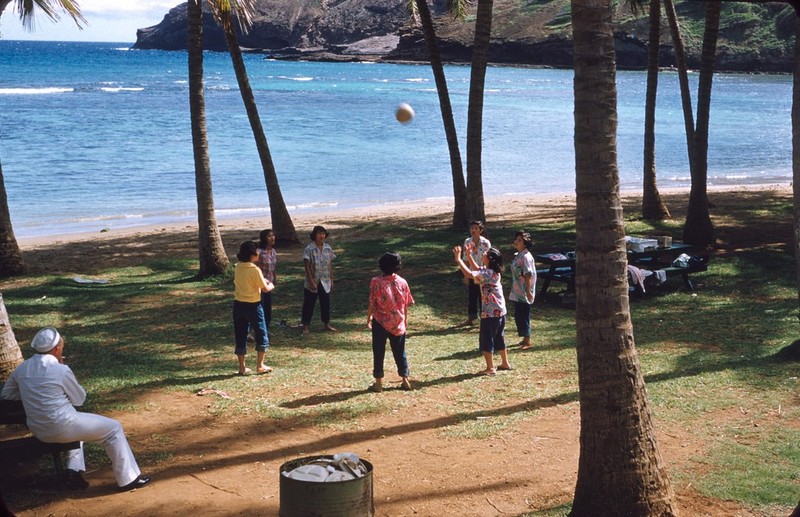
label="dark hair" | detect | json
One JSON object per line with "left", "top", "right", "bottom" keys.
{"left": 378, "top": 252, "right": 402, "bottom": 275}
{"left": 515, "top": 231, "right": 535, "bottom": 251}
{"left": 469, "top": 220, "right": 485, "bottom": 232}
{"left": 486, "top": 247, "right": 503, "bottom": 273}
{"left": 309, "top": 225, "right": 329, "bottom": 241}
{"left": 259, "top": 229, "right": 275, "bottom": 248}
{"left": 236, "top": 241, "right": 259, "bottom": 262}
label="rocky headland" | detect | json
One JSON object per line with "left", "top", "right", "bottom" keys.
{"left": 133, "top": 0, "right": 796, "bottom": 73}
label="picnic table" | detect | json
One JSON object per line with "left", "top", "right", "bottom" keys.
{"left": 535, "top": 242, "right": 705, "bottom": 301}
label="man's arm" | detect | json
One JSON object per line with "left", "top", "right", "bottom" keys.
{"left": 0, "top": 374, "right": 20, "bottom": 400}
{"left": 62, "top": 368, "right": 87, "bottom": 406}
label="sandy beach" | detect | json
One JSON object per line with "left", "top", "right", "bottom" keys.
{"left": 16, "top": 183, "right": 792, "bottom": 251}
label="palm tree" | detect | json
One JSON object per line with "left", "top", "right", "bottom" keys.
{"left": 641, "top": 0, "right": 670, "bottom": 220}
{"left": 0, "top": 293, "right": 22, "bottom": 382}
{"left": 0, "top": 161, "right": 24, "bottom": 277}
{"left": 0, "top": 0, "right": 85, "bottom": 378}
{"left": 570, "top": 0, "right": 677, "bottom": 513}
{"left": 188, "top": 0, "right": 230, "bottom": 277}
{"left": 411, "top": 0, "right": 469, "bottom": 230}
{"left": 209, "top": 0, "right": 299, "bottom": 243}
{"left": 683, "top": 1, "right": 719, "bottom": 247}
{"left": 0, "top": 0, "right": 85, "bottom": 278}
{"left": 465, "top": 0, "right": 493, "bottom": 222}
{"left": 663, "top": 0, "right": 695, "bottom": 173}
{"left": 792, "top": 19, "right": 800, "bottom": 330}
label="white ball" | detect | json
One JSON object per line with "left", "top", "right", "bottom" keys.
{"left": 395, "top": 103, "right": 414, "bottom": 124}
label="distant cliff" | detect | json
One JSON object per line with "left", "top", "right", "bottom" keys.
{"left": 133, "top": 0, "right": 796, "bottom": 73}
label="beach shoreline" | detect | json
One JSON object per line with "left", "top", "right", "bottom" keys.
{"left": 18, "top": 183, "right": 791, "bottom": 250}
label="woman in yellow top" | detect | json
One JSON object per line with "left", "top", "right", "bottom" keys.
{"left": 233, "top": 241, "right": 274, "bottom": 375}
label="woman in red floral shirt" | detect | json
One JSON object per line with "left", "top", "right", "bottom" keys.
{"left": 366, "top": 252, "right": 414, "bottom": 392}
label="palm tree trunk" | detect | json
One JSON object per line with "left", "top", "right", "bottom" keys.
{"left": 789, "top": 498, "right": 800, "bottom": 517}
{"left": 188, "top": 0, "right": 230, "bottom": 277}
{"left": 220, "top": 15, "right": 299, "bottom": 244}
{"left": 642, "top": 0, "right": 670, "bottom": 220}
{"left": 465, "top": 0, "right": 493, "bottom": 223}
{"left": 415, "top": 0, "right": 468, "bottom": 230}
{"left": 792, "top": 19, "right": 800, "bottom": 319}
{"left": 0, "top": 1, "right": 85, "bottom": 279}
{"left": 663, "top": 0, "right": 695, "bottom": 172}
{"left": 683, "top": 1, "right": 718, "bottom": 247}
{"left": 0, "top": 293, "right": 23, "bottom": 382}
{"left": 570, "top": 0, "right": 677, "bottom": 513}
{"left": 0, "top": 161, "right": 25, "bottom": 277}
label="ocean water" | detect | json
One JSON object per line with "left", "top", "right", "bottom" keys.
{"left": 0, "top": 40, "right": 792, "bottom": 239}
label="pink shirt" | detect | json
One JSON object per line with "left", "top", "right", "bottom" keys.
{"left": 257, "top": 247, "right": 276, "bottom": 283}
{"left": 369, "top": 274, "right": 414, "bottom": 336}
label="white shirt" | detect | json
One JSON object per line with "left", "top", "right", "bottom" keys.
{"left": 1, "top": 354, "right": 86, "bottom": 437}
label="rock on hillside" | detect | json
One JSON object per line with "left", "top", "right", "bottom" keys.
{"left": 134, "top": 0, "right": 409, "bottom": 53}
{"left": 133, "top": 0, "right": 796, "bottom": 72}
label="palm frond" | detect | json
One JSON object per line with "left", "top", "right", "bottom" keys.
{"left": 16, "top": 0, "right": 86, "bottom": 30}
{"left": 408, "top": 0, "right": 420, "bottom": 24}
{"left": 628, "top": 0, "right": 647, "bottom": 16}
{"left": 206, "top": 0, "right": 255, "bottom": 34}
{"left": 447, "top": 0, "right": 470, "bottom": 20}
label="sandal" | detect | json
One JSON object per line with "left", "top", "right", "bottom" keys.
{"left": 498, "top": 364, "right": 514, "bottom": 371}
{"left": 367, "top": 383, "right": 383, "bottom": 393}
{"left": 237, "top": 368, "right": 252, "bottom": 376}
{"left": 257, "top": 366, "right": 273, "bottom": 374}
{"left": 477, "top": 369, "right": 496, "bottom": 376}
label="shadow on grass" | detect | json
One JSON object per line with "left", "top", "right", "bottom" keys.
{"left": 280, "top": 372, "right": 480, "bottom": 408}
{"left": 434, "top": 349, "right": 481, "bottom": 361}
{"left": 4, "top": 191, "right": 799, "bottom": 512}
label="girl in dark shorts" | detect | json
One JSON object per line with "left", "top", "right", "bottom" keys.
{"left": 453, "top": 245, "right": 512, "bottom": 375}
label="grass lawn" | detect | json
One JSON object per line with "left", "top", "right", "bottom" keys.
{"left": 1, "top": 188, "right": 798, "bottom": 515}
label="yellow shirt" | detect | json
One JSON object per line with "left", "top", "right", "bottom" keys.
{"left": 234, "top": 262, "right": 268, "bottom": 303}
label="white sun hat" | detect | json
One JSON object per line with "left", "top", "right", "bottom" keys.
{"left": 31, "top": 327, "right": 61, "bottom": 353}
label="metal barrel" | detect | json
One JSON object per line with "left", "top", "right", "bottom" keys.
{"left": 279, "top": 456, "right": 374, "bottom": 517}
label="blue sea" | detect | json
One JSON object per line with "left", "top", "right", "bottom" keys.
{"left": 0, "top": 40, "right": 792, "bottom": 239}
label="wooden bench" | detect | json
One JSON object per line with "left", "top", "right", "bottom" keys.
{"left": 0, "top": 399, "right": 81, "bottom": 489}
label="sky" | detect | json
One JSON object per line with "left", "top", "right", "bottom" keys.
{"left": 0, "top": 1, "right": 179, "bottom": 43}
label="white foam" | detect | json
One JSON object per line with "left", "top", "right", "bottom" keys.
{"left": 0, "top": 87, "right": 72, "bottom": 95}
{"left": 100, "top": 87, "right": 145, "bottom": 92}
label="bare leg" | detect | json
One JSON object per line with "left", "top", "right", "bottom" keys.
{"left": 479, "top": 351, "right": 496, "bottom": 375}
{"left": 256, "top": 351, "right": 272, "bottom": 373}
{"left": 498, "top": 349, "right": 512, "bottom": 370}
{"left": 368, "top": 377, "right": 383, "bottom": 392}
{"left": 237, "top": 354, "right": 250, "bottom": 375}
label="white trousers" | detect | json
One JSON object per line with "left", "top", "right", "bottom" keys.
{"left": 36, "top": 412, "right": 141, "bottom": 487}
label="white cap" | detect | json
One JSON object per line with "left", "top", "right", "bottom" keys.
{"left": 31, "top": 327, "right": 61, "bottom": 353}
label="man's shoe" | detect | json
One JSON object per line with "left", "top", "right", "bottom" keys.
{"left": 119, "top": 475, "right": 151, "bottom": 492}
{"left": 65, "top": 469, "right": 89, "bottom": 490}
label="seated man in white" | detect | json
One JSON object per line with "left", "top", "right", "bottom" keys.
{"left": 1, "top": 327, "right": 150, "bottom": 491}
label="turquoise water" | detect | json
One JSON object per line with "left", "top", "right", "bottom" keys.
{"left": 0, "top": 40, "right": 792, "bottom": 238}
